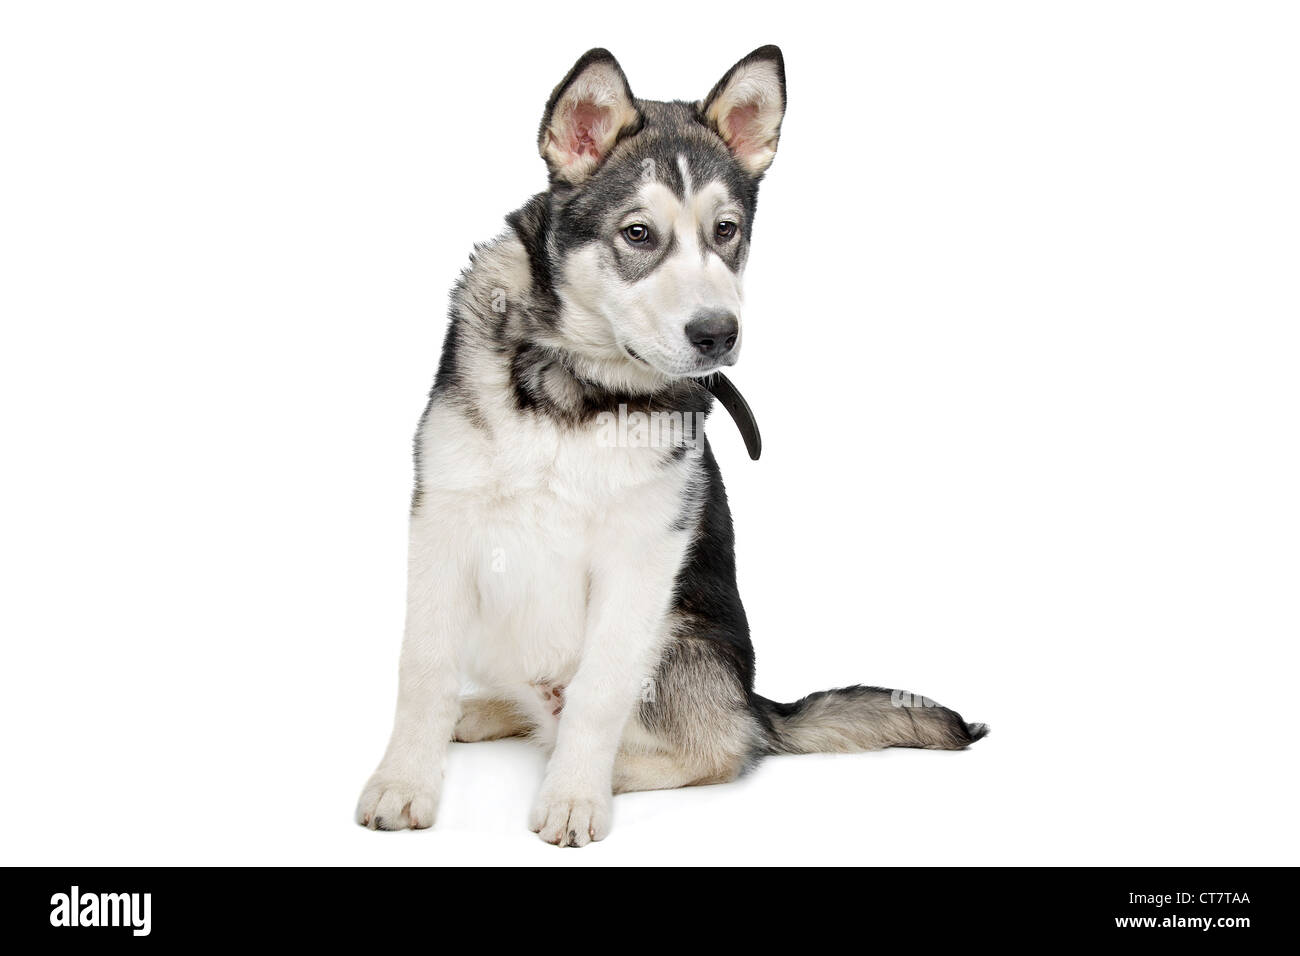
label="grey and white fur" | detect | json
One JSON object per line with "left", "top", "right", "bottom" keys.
{"left": 356, "top": 45, "right": 986, "bottom": 847}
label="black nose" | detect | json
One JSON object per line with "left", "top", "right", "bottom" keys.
{"left": 685, "top": 310, "right": 739, "bottom": 361}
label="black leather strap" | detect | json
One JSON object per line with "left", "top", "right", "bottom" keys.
{"left": 704, "top": 372, "right": 762, "bottom": 461}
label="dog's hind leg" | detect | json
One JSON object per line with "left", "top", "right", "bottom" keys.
{"left": 453, "top": 696, "right": 533, "bottom": 742}
{"left": 612, "top": 635, "right": 762, "bottom": 794}
{"left": 612, "top": 749, "right": 743, "bottom": 793}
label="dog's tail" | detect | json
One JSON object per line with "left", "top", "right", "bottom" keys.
{"left": 756, "top": 685, "right": 988, "bottom": 755}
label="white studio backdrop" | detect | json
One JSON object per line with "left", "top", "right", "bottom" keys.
{"left": 1, "top": 2, "right": 1296, "bottom": 865}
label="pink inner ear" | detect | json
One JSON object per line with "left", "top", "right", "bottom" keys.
{"left": 567, "top": 102, "right": 610, "bottom": 161}
{"left": 723, "top": 103, "right": 765, "bottom": 159}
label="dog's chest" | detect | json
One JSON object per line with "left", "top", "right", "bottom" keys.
{"left": 427, "top": 400, "right": 693, "bottom": 683}
{"left": 480, "top": 404, "right": 679, "bottom": 510}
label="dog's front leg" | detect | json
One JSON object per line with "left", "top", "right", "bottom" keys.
{"left": 356, "top": 514, "right": 475, "bottom": 831}
{"left": 530, "top": 533, "right": 682, "bottom": 847}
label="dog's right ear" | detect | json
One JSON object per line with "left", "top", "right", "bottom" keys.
{"left": 539, "top": 49, "right": 641, "bottom": 185}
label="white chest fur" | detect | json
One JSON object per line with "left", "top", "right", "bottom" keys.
{"left": 415, "top": 396, "right": 697, "bottom": 692}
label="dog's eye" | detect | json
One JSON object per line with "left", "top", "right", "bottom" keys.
{"left": 715, "top": 220, "right": 738, "bottom": 241}
{"left": 622, "top": 223, "right": 651, "bottom": 245}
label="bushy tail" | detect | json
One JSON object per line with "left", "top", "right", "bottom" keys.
{"left": 757, "top": 685, "right": 988, "bottom": 755}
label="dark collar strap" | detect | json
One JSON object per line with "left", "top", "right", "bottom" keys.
{"left": 704, "top": 372, "right": 762, "bottom": 460}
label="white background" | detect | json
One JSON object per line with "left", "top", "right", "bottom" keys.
{"left": 2, "top": 1, "right": 1297, "bottom": 866}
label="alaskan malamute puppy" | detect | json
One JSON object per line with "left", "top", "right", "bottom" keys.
{"left": 357, "top": 46, "right": 986, "bottom": 847}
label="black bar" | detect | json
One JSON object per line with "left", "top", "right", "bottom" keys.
{"left": 7, "top": 867, "right": 1285, "bottom": 943}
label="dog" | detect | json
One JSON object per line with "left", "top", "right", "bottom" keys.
{"left": 356, "top": 45, "right": 986, "bottom": 847}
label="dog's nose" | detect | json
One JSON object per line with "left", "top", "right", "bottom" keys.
{"left": 685, "top": 310, "right": 739, "bottom": 361}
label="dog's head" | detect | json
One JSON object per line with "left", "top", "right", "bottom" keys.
{"left": 532, "top": 47, "right": 785, "bottom": 383}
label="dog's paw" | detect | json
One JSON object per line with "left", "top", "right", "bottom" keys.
{"left": 530, "top": 679, "right": 565, "bottom": 718}
{"left": 529, "top": 789, "right": 611, "bottom": 848}
{"left": 452, "top": 707, "right": 500, "bottom": 743}
{"left": 453, "top": 697, "right": 527, "bottom": 742}
{"left": 355, "top": 772, "right": 439, "bottom": 831}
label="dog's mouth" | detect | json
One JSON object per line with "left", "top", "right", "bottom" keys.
{"left": 684, "top": 357, "right": 738, "bottom": 378}
{"left": 621, "top": 343, "right": 739, "bottom": 379}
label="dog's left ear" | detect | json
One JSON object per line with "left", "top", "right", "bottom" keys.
{"left": 539, "top": 49, "right": 641, "bottom": 185}
{"left": 700, "top": 45, "right": 786, "bottom": 177}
